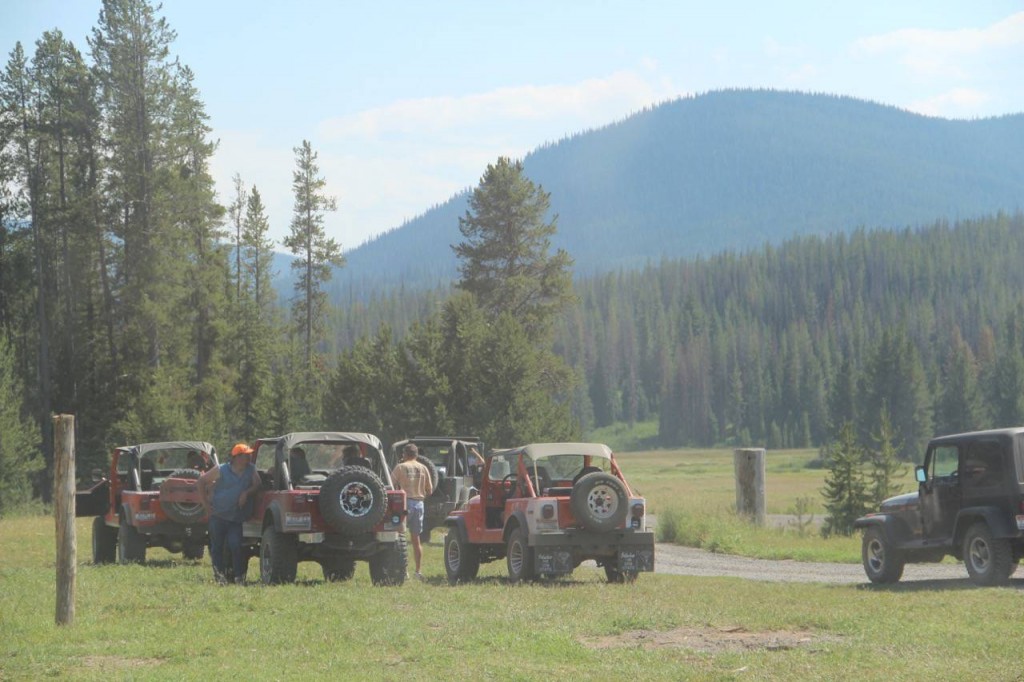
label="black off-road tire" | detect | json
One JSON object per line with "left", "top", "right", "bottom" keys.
{"left": 369, "top": 534, "right": 408, "bottom": 586}
{"left": 963, "top": 522, "right": 1014, "bottom": 586}
{"left": 444, "top": 528, "right": 480, "bottom": 585}
{"left": 604, "top": 563, "right": 639, "bottom": 584}
{"left": 159, "top": 469, "right": 205, "bottom": 524}
{"left": 322, "top": 555, "right": 356, "bottom": 582}
{"left": 320, "top": 467, "right": 388, "bottom": 535}
{"left": 506, "top": 527, "right": 535, "bottom": 583}
{"left": 92, "top": 516, "right": 117, "bottom": 565}
{"left": 260, "top": 524, "right": 298, "bottom": 584}
{"left": 861, "top": 526, "right": 905, "bottom": 584}
{"left": 417, "top": 455, "right": 439, "bottom": 491}
{"left": 118, "top": 514, "right": 147, "bottom": 564}
{"left": 570, "top": 472, "right": 628, "bottom": 532}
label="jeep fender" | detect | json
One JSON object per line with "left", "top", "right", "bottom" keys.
{"left": 954, "top": 507, "right": 1018, "bottom": 545}
{"left": 852, "top": 515, "right": 901, "bottom": 545}
{"left": 444, "top": 516, "right": 468, "bottom": 543}
{"left": 502, "top": 511, "right": 530, "bottom": 544}
{"left": 263, "top": 503, "right": 284, "bottom": 533}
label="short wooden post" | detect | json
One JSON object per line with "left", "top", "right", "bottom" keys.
{"left": 734, "top": 447, "right": 766, "bottom": 526}
{"left": 54, "top": 414, "right": 76, "bottom": 626}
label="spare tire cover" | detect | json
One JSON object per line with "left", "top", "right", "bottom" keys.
{"left": 570, "top": 472, "right": 628, "bottom": 532}
{"left": 159, "top": 469, "right": 205, "bottom": 524}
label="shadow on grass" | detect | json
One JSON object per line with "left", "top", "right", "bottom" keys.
{"left": 854, "top": 577, "right": 1024, "bottom": 592}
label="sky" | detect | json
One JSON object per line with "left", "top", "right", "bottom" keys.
{"left": 3, "top": 1, "right": 1023, "bottom": 252}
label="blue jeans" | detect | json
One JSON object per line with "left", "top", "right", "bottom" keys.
{"left": 209, "top": 515, "right": 246, "bottom": 582}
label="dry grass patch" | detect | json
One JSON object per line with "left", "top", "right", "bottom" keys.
{"left": 580, "top": 624, "right": 839, "bottom": 654}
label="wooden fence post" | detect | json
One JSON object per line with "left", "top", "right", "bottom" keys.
{"left": 734, "top": 447, "right": 766, "bottom": 525}
{"left": 54, "top": 414, "right": 76, "bottom": 626}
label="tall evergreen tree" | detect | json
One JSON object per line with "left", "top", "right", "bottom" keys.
{"left": 282, "top": 139, "right": 343, "bottom": 419}
{"left": 453, "top": 156, "right": 575, "bottom": 336}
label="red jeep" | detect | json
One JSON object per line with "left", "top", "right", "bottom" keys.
{"left": 442, "top": 442, "right": 655, "bottom": 584}
{"left": 244, "top": 432, "right": 409, "bottom": 585}
{"left": 75, "top": 441, "right": 218, "bottom": 564}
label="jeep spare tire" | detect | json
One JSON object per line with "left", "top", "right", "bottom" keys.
{"left": 570, "top": 472, "right": 628, "bottom": 532}
{"left": 417, "top": 455, "right": 439, "bottom": 493}
{"left": 320, "top": 466, "right": 388, "bottom": 534}
{"left": 159, "top": 468, "right": 205, "bottom": 524}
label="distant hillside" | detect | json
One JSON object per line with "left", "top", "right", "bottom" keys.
{"left": 326, "top": 89, "right": 1024, "bottom": 295}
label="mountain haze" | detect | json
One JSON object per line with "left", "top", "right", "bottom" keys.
{"left": 329, "top": 89, "right": 1024, "bottom": 294}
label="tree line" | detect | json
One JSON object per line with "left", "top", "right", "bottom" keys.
{"left": 0, "top": 0, "right": 360, "bottom": 508}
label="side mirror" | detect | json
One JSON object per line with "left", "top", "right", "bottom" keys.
{"left": 915, "top": 466, "right": 927, "bottom": 484}
{"left": 91, "top": 468, "right": 104, "bottom": 482}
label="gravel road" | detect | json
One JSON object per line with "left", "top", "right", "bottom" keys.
{"left": 654, "top": 543, "right": 979, "bottom": 584}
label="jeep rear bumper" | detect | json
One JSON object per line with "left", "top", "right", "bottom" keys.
{"left": 530, "top": 529, "right": 655, "bottom": 575}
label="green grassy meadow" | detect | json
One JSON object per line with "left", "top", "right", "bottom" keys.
{"left": 2, "top": 448, "right": 1019, "bottom": 681}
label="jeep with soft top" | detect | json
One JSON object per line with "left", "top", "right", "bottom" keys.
{"left": 854, "top": 426, "right": 1024, "bottom": 586}
{"left": 390, "top": 435, "right": 485, "bottom": 542}
{"left": 75, "top": 441, "right": 218, "bottom": 564}
{"left": 245, "top": 432, "right": 409, "bottom": 585}
{"left": 442, "top": 442, "right": 654, "bottom": 584}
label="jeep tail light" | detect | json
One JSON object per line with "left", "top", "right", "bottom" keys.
{"left": 541, "top": 503, "right": 555, "bottom": 520}
{"left": 631, "top": 502, "right": 645, "bottom": 518}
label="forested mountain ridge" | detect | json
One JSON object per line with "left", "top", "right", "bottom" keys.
{"left": 329, "top": 212, "right": 1024, "bottom": 457}
{"left": 331, "top": 89, "right": 1024, "bottom": 295}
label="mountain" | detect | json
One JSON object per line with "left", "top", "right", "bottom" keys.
{"left": 325, "top": 89, "right": 1024, "bottom": 295}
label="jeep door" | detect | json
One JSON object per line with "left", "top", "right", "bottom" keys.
{"left": 919, "top": 443, "right": 961, "bottom": 541}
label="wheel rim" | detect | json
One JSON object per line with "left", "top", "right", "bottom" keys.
{"left": 509, "top": 538, "right": 524, "bottom": 576}
{"left": 585, "top": 483, "right": 620, "bottom": 520}
{"left": 866, "top": 537, "right": 885, "bottom": 573}
{"left": 969, "top": 536, "right": 991, "bottom": 573}
{"left": 339, "top": 481, "right": 376, "bottom": 518}
{"left": 447, "top": 539, "right": 461, "bottom": 573}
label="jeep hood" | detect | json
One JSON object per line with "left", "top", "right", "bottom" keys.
{"left": 879, "top": 491, "right": 918, "bottom": 513}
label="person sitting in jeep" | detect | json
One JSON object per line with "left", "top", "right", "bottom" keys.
{"left": 342, "top": 444, "right": 372, "bottom": 470}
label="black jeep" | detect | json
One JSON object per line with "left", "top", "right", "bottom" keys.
{"left": 390, "top": 436, "right": 485, "bottom": 542}
{"left": 854, "top": 427, "right": 1024, "bottom": 586}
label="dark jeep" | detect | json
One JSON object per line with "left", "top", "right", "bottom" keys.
{"left": 244, "top": 432, "right": 409, "bottom": 585}
{"left": 75, "top": 441, "right": 217, "bottom": 564}
{"left": 854, "top": 427, "right": 1024, "bottom": 586}
{"left": 390, "top": 436, "right": 485, "bottom": 542}
{"left": 443, "top": 442, "right": 655, "bottom": 584}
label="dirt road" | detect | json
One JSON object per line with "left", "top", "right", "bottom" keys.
{"left": 654, "top": 543, "right": 977, "bottom": 584}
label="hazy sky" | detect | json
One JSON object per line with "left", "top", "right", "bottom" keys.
{"left": 3, "top": 1, "right": 1022, "bottom": 251}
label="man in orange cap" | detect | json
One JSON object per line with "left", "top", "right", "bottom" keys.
{"left": 198, "top": 442, "right": 261, "bottom": 584}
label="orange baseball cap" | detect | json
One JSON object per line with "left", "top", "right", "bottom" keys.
{"left": 230, "top": 442, "right": 254, "bottom": 457}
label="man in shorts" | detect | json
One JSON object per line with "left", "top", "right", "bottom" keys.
{"left": 390, "top": 443, "right": 433, "bottom": 580}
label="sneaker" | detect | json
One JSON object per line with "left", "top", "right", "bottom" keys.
{"left": 414, "top": 572, "right": 425, "bottom": 581}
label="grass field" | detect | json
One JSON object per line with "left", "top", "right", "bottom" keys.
{"left": 2, "top": 447, "right": 1018, "bottom": 681}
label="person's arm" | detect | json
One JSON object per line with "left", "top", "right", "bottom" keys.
{"left": 197, "top": 466, "right": 220, "bottom": 513}
{"left": 470, "top": 447, "right": 484, "bottom": 463}
{"left": 238, "top": 465, "right": 261, "bottom": 507}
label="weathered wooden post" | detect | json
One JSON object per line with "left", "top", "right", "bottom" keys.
{"left": 734, "top": 447, "right": 766, "bottom": 525}
{"left": 54, "top": 414, "right": 76, "bottom": 626}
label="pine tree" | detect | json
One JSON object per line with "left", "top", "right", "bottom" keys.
{"left": 453, "top": 156, "right": 575, "bottom": 336}
{"left": 282, "top": 139, "right": 343, "bottom": 419}
{"left": 867, "top": 409, "right": 906, "bottom": 506}
{"left": 0, "top": 336, "right": 41, "bottom": 513}
{"left": 820, "top": 421, "right": 870, "bottom": 537}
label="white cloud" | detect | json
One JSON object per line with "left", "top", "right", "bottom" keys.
{"left": 906, "top": 88, "right": 992, "bottom": 118}
{"left": 853, "top": 11, "right": 1024, "bottom": 75}
{"left": 318, "top": 69, "right": 674, "bottom": 139}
